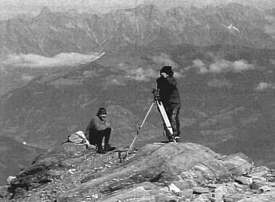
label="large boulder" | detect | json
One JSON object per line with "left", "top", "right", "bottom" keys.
{"left": 6, "top": 143, "right": 92, "bottom": 199}
{"left": 57, "top": 142, "right": 254, "bottom": 202}
{"left": 4, "top": 142, "right": 274, "bottom": 202}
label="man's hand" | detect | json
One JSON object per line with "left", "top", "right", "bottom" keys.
{"left": 160, "top": 72, "right": 168, "bottom": 78}
{"left": 105, "top": 120, "right": 111, "bottom": 128}
{"left": 152, "top": 88, "right": 160, "bottom": 101}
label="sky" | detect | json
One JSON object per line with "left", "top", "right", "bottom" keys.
{"left": 0, "top": 0, "right": 146, "bottom": 20}
{"left": 0, "top": 0, "right": 274, "bottom": 20}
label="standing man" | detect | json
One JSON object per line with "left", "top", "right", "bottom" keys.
{"left": 85, "top": 107, "right": 115, "bottom": 153}
{"left": 156, "top": 66, "right": 181, "bottom": 142}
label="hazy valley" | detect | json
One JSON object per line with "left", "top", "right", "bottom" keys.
{"left": 0, "top": 1, "right": 275, "bottom": 186}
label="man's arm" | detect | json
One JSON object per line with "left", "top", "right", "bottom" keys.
{"left": 156, "top": 77, "right": 161, "bottom": 89}
{"left": 94, "top": 117, "right": 111, "bottom": 131}
{"left": 105, "top": 119, "right": 111, "bottom": 128}
{"left": 166, "top": 77, "right": 177, "bottom": 87}
{"left": 154, "top": 78, "right": 162, "bottom": 101}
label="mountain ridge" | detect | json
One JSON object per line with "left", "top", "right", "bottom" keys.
{"left": 0, "top": 3, "right": 274, "bottom": 58}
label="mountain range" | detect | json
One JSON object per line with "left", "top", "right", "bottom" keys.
{"left": 0, "top": 1, "right": 275, "bottom": 185}
{"left": 0, "top": 3, "right": 275, "bottom": 57}
{"left": 0, "top": 2, "right": 274, "bottom": 96}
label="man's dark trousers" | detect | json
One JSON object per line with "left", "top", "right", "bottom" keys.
{"left": 94, "top": 128, "right": 111, "bottom": 152}
{"left": 164, "top": 103, "right": 181, "bottom": 138}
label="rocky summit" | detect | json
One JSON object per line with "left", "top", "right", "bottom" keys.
{"left": 1, "top": 141, "right": 275, "bottom": 202}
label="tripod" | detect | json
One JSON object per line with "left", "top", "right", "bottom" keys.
{"left": 126, "top": 97, "right": 176, "bottom": 156}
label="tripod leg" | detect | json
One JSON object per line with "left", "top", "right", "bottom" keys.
{"left": 127, "top": 102, "right": 155, "bottom": 156}
{"left": 156, "top": 101, "right": 176, "bottom": 142}
{"left": 139, "top": 102, "right": 155, "bottom": 129}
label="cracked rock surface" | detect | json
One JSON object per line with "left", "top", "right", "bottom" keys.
{"left": 1, "top": 142, "right": 275, "bottom": 202}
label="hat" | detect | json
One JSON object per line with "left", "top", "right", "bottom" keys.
{"left": 160, "top": 66, "right": 173, "bottom": 76}
{"left": 97, "top": 107, "right": 107, "bottom": 116}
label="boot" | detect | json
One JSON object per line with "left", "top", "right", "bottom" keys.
{"left": 97, "top": 147, "right": 106, "bottom": 154}
{"left": 103, "top": 130, "right": 115, "bottom": 152}
{"left": 96, "top": 134, "right": 105, "bottom": 154}
{"left": 168, "top": 137, "right": 175, "bottom": 142}
{"left": 97, "top": 144, "right": 105, "bottom": 154}
{"left": 174, "top": 136, "right": 180, "bottom": 142}
{"left": 166, "top": 131, "right": 175, "bottom": 143}
{"left": 168, "top": 134, "right": 176, "bottom": 143}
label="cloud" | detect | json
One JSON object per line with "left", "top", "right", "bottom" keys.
{"left": 207, "top": 78, "right": 232, "bottom": 88}
{"left": 209, "top": 59, "right": 254, "bottom": 73}
{"left": 126, "top": 67, "right": 158, "bottom": 81}
{"left": 255, "top": 82, "right": 275, "bottom": 91}
{"left": 116, "top": 62, "right": 159, "bottom": 82}
{"left": 191, "top": 59, "right": 208, "bottom": 74}
{"left": 191, "top": 59, "right": 254, "bottom": 74}
{"left": 118, "top": 66, "right": 182, "bottom": 82}
{"left": 112, "top": 54, "right": 183, "bottom": 82}
{"left": 2, "top": 52, "right": 105, "bottom": 68}
{"left": 124, "top": 66, "right": 183, "bottom": 81}
{"left": 104, "top": 75, "right": 126, "bottom": 88}
{"left": 151, "top": 53, "right": 179, "bottom": 69}
{"left": 232, "top": 60, "right": 255, "bottom": 72}
{"left": 21, "top": 74, "right": 34, "bottom": 81}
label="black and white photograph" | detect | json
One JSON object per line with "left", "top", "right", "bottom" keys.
{"left": 0, "top": 0, "right": 275, "bottom": 201}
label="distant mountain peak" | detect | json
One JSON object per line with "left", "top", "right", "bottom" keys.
{"left": 37, "top": 6, "right": 53, "bottom": 18}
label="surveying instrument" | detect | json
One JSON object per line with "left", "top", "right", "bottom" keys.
{"left": 126, "top": 89, "right": 176, "bottom": 156}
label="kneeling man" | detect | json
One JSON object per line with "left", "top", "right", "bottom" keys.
{"left": 86, "top": 107, "right": 115, "bottom": 153}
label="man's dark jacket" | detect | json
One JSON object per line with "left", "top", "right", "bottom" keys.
{"left": 156, "top": 76, "right": 181, "bottom": 106}
{"left": 85, "top": 116, "right": 111, "bottom": 145}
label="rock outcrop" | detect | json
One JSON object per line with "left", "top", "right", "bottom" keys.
{"left": 1, "top": 142, "right": 275, "bottom": 201}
